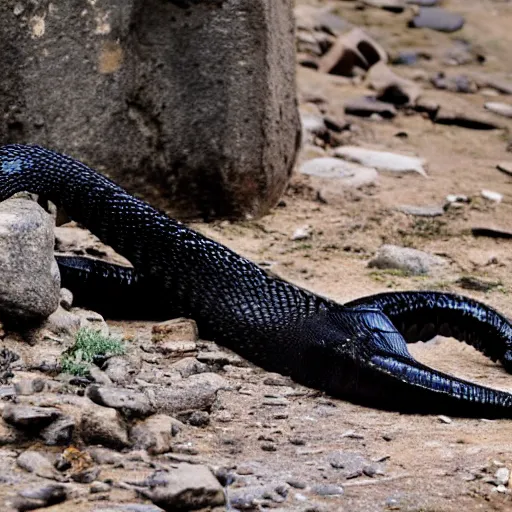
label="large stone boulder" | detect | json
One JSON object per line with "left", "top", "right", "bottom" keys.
{"left": 0, "top": 0, "right": 300, "bottom": 220}
{"left": 0, "top": 199, "right": 60, "bottom": 320}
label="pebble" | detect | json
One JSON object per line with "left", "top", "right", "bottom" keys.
{"left": 188, "top": 410, "right": 210, "bottom": 427}
{"left": 141, "top": 465, "right": 225, "bottom": 510}
{"left": 495, "top": 467, "right": 510, "bottom": 486}
{"left": 40, "top": 415, "right": 75, "bottom": 446}
{"left": 485, "top": 102, "right": 512, "bottom": 119}
{"left": 481, "top": 189, "right": 503, "bottom": 203}
{"left": 368, "top": 244, "right": 446, "bottom": 275}
{"left": 291, "top": 226, "right": 312, "bottom": 241}
{"left": 497, "top": 162, "right": 512, "bottom": 177}
{"left": 287, "top": 479, "right": 307, "bottom": 489}
{"left": 333, "top": 146, "right": 427, "bottom": 176}
{"left": 312, "top": 484, "right": 344, "bottom": 496}
{"left": 408, "top": 7, "right": 464, "bottom": 32}
{"left": 437, "top": 415, "right": 452, "bottom": 424}
{"left": 344, "top": 96, "right": 397, "bottom": 119}
{"left": 362, "top": 0, "right": 405, "bottom": 13}
{"left": 397, "top": 205, "right": 444, "bottom": 217}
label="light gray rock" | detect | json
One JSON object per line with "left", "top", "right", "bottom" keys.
{"left": 300, "top": 158, "right": 378, "bottom": 189}
{"left": 368, "top": 244, "right": 446, "bottom": 275}
{"left": 87, "top": 385, "right": 154, "bottom": 418}
{"left": 79, "top": 404, "right": 130, "bottom": 449}
{"left": 334, "top": 147, "right": 427, "bottom": 176}
{"left": 0, "top": 198, "right": 60, "bottom": 320}
{"left": 0, "top": 0, "right": 300, "bottom": 220}
{"left": 344, "top": 96, "right": 397, "bottom": 119}
{"left": 5, "top": 484, "right": 67, "bottom": 511}
{"left": 366, "top": 62, "right": 422, "bottom": 105}
{"left": 16, "top": 450, "right": 62, "bottom": 480}
{"left": 141, "top": 465, "right": 225, "bottom": 511}
{"left": 40, "top": 415, "right": 75, "bottom": 446}
{"left": 150, "top": 373, "right": 228, "bottom": 416}
{"left": 497, "top": 162, "right": 512, "bottom": 177}
{"left": 397, "top": 205, "right": 444, "bottom": 217}
{"left": 409, "top": 7, "right": 464, "bottom": 32}
{"left": 2, "top": 404, "right": 61, "bottom": 430}
{"left": 485, "top": 102, "right": 512, "bottom": 119}
{"left": 130, "top": 414, "right": 183, "bottom": 455}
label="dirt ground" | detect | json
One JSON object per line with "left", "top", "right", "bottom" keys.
{"left": 3, "top": 1, "right": 512, "bottom": 511}
{"left": 180, "top": 1, "right": 512, "bottom": 510}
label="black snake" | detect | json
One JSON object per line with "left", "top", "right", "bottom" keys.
{"left": 2, "top": 144, "right": 512, "bottom": 417}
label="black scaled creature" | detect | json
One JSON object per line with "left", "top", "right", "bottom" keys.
{"left": 1, "top": 144, "right": 512, "bottom": 417}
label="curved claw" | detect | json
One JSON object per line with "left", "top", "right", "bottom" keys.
{"left": 345, "top": 291, "right": 512, "bottom": 373}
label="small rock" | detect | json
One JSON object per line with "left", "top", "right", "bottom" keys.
{"left": 287, "top": 479, "right": 307, "bottom": 489}
{"left": 170, "top": 357, "right": 208, "bottom": 378}
{"left": 71, "top": 466, "right": 101, "bottom": 483}
{"left": 79, "top": 404, "right": 130, "bottom": 449}
{"left": 152, "top": 318, "right": 198, "bottom": 343}
{"left": 497, "top": 162, "right": 512, "bottom": 177}
{"left": 495, "top": 467, "right": 510, "bottom": 486}
{"left": 334, "top": 146, "right": 427, "bottom": 176}
{"left": 261, "top": 442, "right": 277, "bottom": 452}
{"left": 103, "top": 356, "right": 137, "bottom": 385}
{"left": 87, "top": 385, "right": 153, "bottom": 418}
{"left": 369, "top": 244, "right": 446, "bottom": 275}
{"left": 291, "top": 226, "right": 312, "bottom": 241}
{"left": 301, "top": 112, "right": 328, "bottom": 146}
{"left": 481, "top": 189, "right": 503, "bottom": 203}
{"left": 446, "top": 194, "right": 469, "bottom": 204}
{"left": 2, "top": 404, "right": 61, "bottom": 430}
{"left": 17, "top": 450, "right": 62, "bottom": 480}
{"left": 130, "top": 414, "right": 182, "bottom": 455}
{"left": 312, "top": 484, "right": 344, "bottom": 496}
{"left": 141, "top": 465, "right": 225, "bottom": 510}
{"left": 5, "top": 484, "right": 67, "bottom": 511}
{"left": 397, "top": 205, "right": 444, "bottom": 217}
{"left": 14, "top": 378, "right": 45, "bottom": 395}
{"left": 409, "top": 7, "right": 464, "bottom": 32}
{"left": 40, "top": 415, "right": 75, "bottom": 446}
{"left": 434, "top": 105, "right": 500, "bottom": 130}
{"left": 90, "top": 481, "right": 111, "bottom": 493}
{"left": 59, "top": 288, "right": 74, "bottom": 310}
{"left": 485, "top": 102, "right": 512, "bottom": 119}
{"left": 437, "top": 415, "right": 452, "bottom": 424}
{"left": 89, "top": 366, "right": 113, "bottom": 386}
{"left": 300, "top": 158, "right": 378, "bottom": 190}
{"left": 319, "top": 28, "right": 387, "bottom": 76}
{"left": 188, "top": 410, "right": 210, "bottom": 427}
{"left": 0, "top": 198, "right": 60, "bottom": 320}
{"left": 151, "top": 373, "right": 228, "bottom": 415}
{"left": 344, "top": 96, "right": 397, "bottom": 119}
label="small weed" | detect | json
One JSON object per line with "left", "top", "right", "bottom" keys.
{"left": 61, "top": 328, "right": 125, "bottom": 377}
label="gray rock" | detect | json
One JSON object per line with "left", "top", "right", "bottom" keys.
{"left": 301, "top": 112, "right": 328, "bottom": 145}
{"left": 344, "top": 96, "right": 397, "bottom": 119}
{"left": 141, "top": 465, "right": 225, "bottom": 511}
{"left": 368, "top": 244, "right": 446, "bottom": 275}
{"left": 495, "top": 467, "right": 510, "bottom": 486}
{"left": 409, "top": 7, "right": 464, "bottom": 32}
{"left": 150, "top": 373, "right": 228, "bottom": 415}
{"left": 485, "top": 102, "right": 512, "bottom": 119}
{"left": 170, "top": 358, "right": 208, "bottom": 379}
{"left": 79, "top": 404, "right": 130, "bottom": 449}
{"left": 16, "top": 450, "right": 62, "bottom": 480}
{"left": 434, "top": 104, "right": 501, "bottom": 130}
{"left": 0, "top": 199, "right": 60, "bottom": 320}
{"left": 89, "top": 447, "right": 125, "bottom": 466}
{"left": 407, "top": 0, "right": 438, "bottom": 5}
{"left": 130, "top": 414, "right": 182, "bottom": 455}
{"left": 188, "top": 410, "right": 210, "bottom": 427}
{"left": 397, "top": 205, "right": 444, "bottom": 217}
{"left": 40, "top": 415, "right": 75, "bottom": 446}
{"left": 481, "top": 189, "right": 503, "bottom": 203}
{"left": 300, "top": 158, "right": 378, "bottom": 189}
{"left": 0, "top": 0, "right": 299, "bottom": 220}
{"left": 5, "top": 484, "right": 67, "bottom": 510}
{"left": 89, "top": 366, "right": 114, "bottom": 386}
{"left": 312, "top": 484, "right": 344, "bottom": 496}
{"left": 103, "top": 356, "right": 138, "bottom": 386}
{"left": 2, "top": 404, "right": 61, "bottom": 429}
{"left": 334, "top": 147, "right": 427, "bottom": 176}
{"left": 90, "top": 481, "right": 111, "bottom": 494}
{"left": 87, "top": 385, "right": 154, "bottom": 418}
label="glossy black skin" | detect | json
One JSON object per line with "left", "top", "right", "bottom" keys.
{"left": 2, "top": 144, "right": 512, "bottom": 417}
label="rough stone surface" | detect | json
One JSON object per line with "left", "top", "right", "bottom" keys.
{"left": 368, "top": 244, "right": 447, "bottom": 275}
{"left": 409, "top": 7, "right": 465, "bottom": 32}
{"left": 0, "top": 0, "right": 300, "bottom": 220}
{"left": 79, "top": 403, "right": 130, "bottom": 449}
{"left": 0, "top": 199, "right": 60, "bottom": 320}
{"left": 141, "top": 465, "right": 225, "bottom": 511}
{"left": 130, "top": 414, "right": 181, "bottom": 455}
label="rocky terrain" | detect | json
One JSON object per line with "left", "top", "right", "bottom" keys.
{"left": 1, "top": 0, "right": 512, "bottom": 511}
